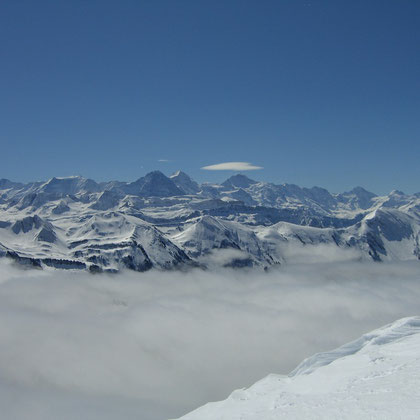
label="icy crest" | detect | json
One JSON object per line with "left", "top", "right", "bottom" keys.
{"left": 178, "top": 317, "right": 420, "bottom": 420}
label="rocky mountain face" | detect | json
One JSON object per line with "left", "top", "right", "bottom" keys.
{"left": 0, "top": 171, "right": 419, "bottom": 272}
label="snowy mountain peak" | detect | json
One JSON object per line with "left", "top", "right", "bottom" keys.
{"left": 125, "top": 171, "right": 185, "bottom": 197}
{"left": 144, "top": 170, "right": 166, "bottom": 179}
{"left": 170, "top": 170, "right": 192, "bottom": 181}
{"left": 170, "top": 171, "right": 200, "bottom": 194}
{"left": 170, "top": 170, "right": 183, "bottom": 178}
{"left": 389, "top": 189, "right": 406, "bottom": 196}
{"left": 335, "top": 186, "right": 377, "bottom": 210}
{"left": 348, "top": 186, "right": 377, "bottom": 197}
{"left": 39, "top": 176, "right": 101, "bottom": 195}
{"left": 222, "top": 174, "right": 258, "bottom": 189}
{"left": 90, "top": 190, "right": 121, "bottom": 210}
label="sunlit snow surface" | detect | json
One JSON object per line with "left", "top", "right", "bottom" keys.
{"left": 178, "top": 317, "right": 420, "bottom": 420}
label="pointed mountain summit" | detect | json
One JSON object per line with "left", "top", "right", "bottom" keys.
{"left": 39, "top": 176, "right": 101, "bottom": 195}
{"left": 125, "top": 171, "right": 185, "bottom": 197}
{"left": 346, "top": 186, "right": 377, "bottom": 201}
{"left": 222, "top": 174, "right": 258, "bottom": 189}
{"left": 90, "top": 190, "right": 121, "bottom": 211}
{"left": 349, "top": 186, "right": 376, "bottom": 196}
{"left": 170, "top": 171, "right": 200, "bottom": 194}
{"left": 303, "top": 186, "right": 336, "bottom": 208}
{"left": 389, "top": 189, "right": 406, "bottom": 196}
{"left": 340, "top": 186, "right": 377, "bottom": 209}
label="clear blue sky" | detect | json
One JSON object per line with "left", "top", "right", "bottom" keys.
{"left": 1, "top": 0, "right": 419, "bottom": 194}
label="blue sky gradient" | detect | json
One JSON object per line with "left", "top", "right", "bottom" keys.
{"left": 1, "top": 0, "right": 419, "bottom": 193}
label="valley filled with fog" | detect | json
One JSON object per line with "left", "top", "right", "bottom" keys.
{"left": 1, "top": 260, "right": 420, "bottom": 420}
{"left": 2, "top": 0, "right": 419, "bottom": 418}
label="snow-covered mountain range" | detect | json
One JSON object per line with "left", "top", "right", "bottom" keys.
{"left": 1, "top": 171, "right": 420, "bottom": 271}
{"left": 176, "top": 317, "right": 420, "bottom": 420}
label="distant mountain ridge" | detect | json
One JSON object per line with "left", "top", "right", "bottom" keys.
{"left": 1, "top": 171, "right": 419, "bottom": 271}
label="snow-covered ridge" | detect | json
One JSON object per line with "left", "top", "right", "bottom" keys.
{"left": 1, "top": 171, "right": 420, "bottom": 271}
{"left": 177, "top": 317, "right": 420, "bottom": 419}
{"left": 289, "top": 316, "right": 420, "bottom": 376}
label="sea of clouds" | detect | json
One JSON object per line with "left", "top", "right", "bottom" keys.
{"left": 1, "top": 257, "right": 420, "bottom": 419}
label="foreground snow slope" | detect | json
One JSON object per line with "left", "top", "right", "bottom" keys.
{"left": 177, "top": 317, "right": 420, "bottom": 420}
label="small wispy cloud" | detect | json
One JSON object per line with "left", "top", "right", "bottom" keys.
{"left": 201, "top": 162, "right": 263, "bottom": 171}
{"left": 158, "top": 159, "right": 170, "bottom": 162}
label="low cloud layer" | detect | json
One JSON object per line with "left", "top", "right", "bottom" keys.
{"left": 201, "top": 161, "right": 263, "bottom": 171}
{"left": 0, "top": 260, "right": 420, "bottom": 419}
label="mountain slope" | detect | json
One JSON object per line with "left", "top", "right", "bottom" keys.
{"left": 0, "top": 210, "right": 193, "bottom": 272}
{"left": 177, "top": 317, "right": 420, "bottom": 420}
{"left": 171, "top": 215, "right": 276, "bottom": 267}
{"left": 123, "top": 171, "right": 185, "bottom": 197}
{"left": 170, "top": 171, "right": 200, "bottom": 194}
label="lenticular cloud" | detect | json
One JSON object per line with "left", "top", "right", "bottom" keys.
{"left": 201, "top": 161, "right": 263, "bottom": 171}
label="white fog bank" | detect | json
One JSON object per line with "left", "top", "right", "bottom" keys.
{"left": 0, "top": 260, "right": 420, "bottom": 419}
